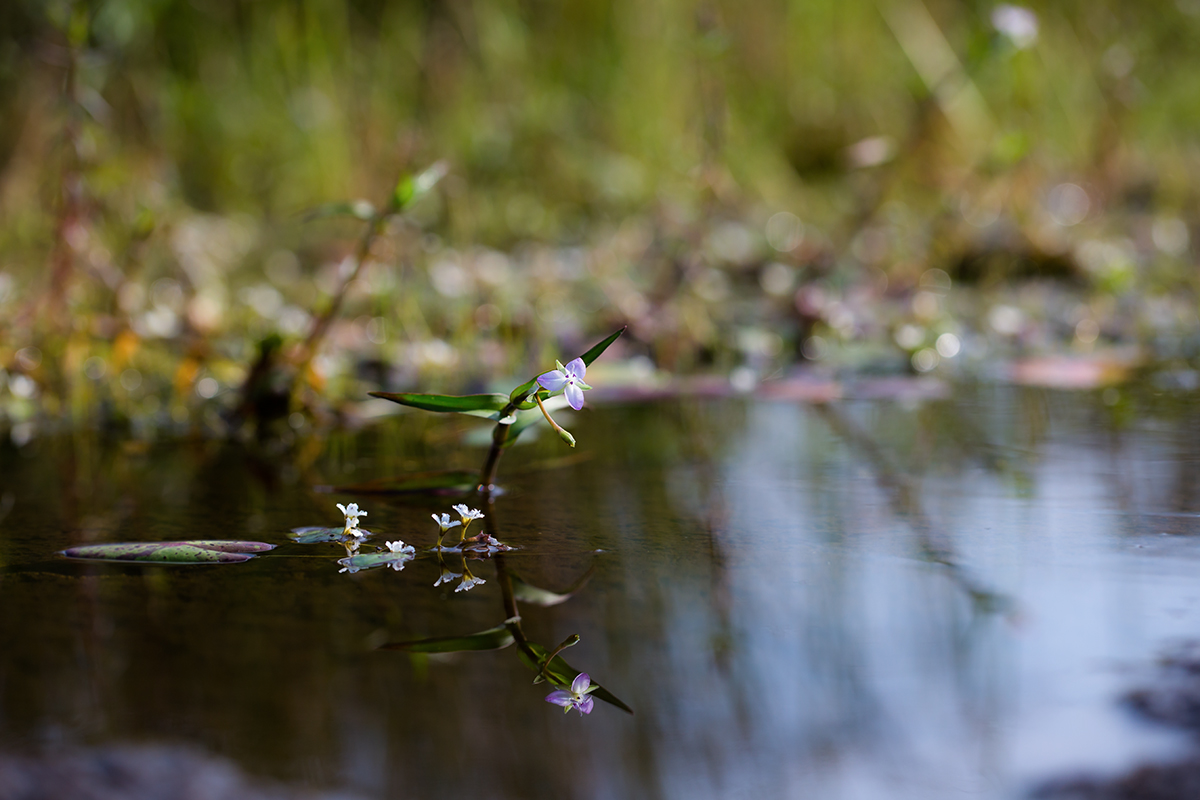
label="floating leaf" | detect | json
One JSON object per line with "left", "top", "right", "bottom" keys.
{"left": 337, "top": 549, "right": 414, "bottom": 574}
{"left": 518, "top": 643, "right": 633, "bottom": 714}
{"left": 379, "top": 621, "right": 515, "bottom": 653}
{"left": 367, "top": 392, "right": 510, "bottom": 420}
{"left": 302, "top": 200, "right": 376, "bottom": 222}
{"left": 61, "top": 541, "right": 275, "bottom": 564}
{"left": 326, "top": 470, "right": 478, "bottom": 496}
{"left": 289, "top": 526, "right": 371, "bottom": 544}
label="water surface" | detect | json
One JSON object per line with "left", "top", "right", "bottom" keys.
{"left": 3, "top": 384, "right": 1200, "bottom": 798}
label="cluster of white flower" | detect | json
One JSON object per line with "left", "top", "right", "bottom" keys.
{"left": 336, "top": 502, "right": 368, "bottom": 540}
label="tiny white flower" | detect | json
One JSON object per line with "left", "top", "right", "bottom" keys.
{"left": 337, "top": 558, "right": 360, "bottom": 575}
{"left": 451, "top": 504, "right": 485, "bottom": 524}
{"left": 431, "top": 513, "right": 462, "bottom": 532}
{"left": 434, "top": 568, "right": 462, "bottom": 587}
{"left": 385, "top": 540, "right": 412, "bottom": 554}
{"left": 336, "top": 502, "right": 368, "bottom": 529}
{"left": 455, "top": 574, "right": 486, "bottom": 593}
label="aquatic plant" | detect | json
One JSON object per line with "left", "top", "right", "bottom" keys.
{"left": 430, "top": 513, "right": 462, "bottom": 549}
{"left": 371, "top": 326, "right": 625, "bottom": 491}
{"left": 537, "top": 358, "right": 592, "bottom": 411}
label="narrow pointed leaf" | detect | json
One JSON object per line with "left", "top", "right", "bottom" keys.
{"left": 61, "top": 541, "right": 275, "bottom": 564}
{"left": 379, "top": 622, "right": 514, "bottom": 653}
{"left": 327, "top": 470, "right": 478, "bottom": 496}
{"left": 518, "top": 643, "right": 633, "bottom": 714}
{"left": 578, "top": 325, "right": 627, "bottom": 367}
{"left": 368, "top": 392, "right": 510, "bottom": 419}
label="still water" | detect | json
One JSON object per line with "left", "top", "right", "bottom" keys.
{"left": 2, "top": 383, "right": 1199, "bottom": 798}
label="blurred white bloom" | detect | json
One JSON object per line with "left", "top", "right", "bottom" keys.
{"left": 992, "top": 4, "right": 1038, "bottom": 49}
{"left": 337, "top": 502, "right": 367, "bottom": 534}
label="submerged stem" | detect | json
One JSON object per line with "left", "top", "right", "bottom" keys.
{"left": 477, "top": 420, "right": 510, "bottom": 493}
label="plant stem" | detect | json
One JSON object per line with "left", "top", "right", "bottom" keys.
{"left": 293, "top": 214, "right": 383, "bottom": 383}
{"left": 477, "top": 419, "right": 511, "bottom": 493}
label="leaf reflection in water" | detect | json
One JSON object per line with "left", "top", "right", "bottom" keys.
{"left": 379, "top": 550, "right": 633, "bottom": 716}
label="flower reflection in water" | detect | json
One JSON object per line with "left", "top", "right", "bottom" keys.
{"left": 545, "top": 672, "right": 598, "bottom": 716}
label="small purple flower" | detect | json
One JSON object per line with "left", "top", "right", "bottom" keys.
{"left": 537, "top": 357, "right": 592, "bottom": 411}
{"left": 545, "top": 672, "right": 597, "bottom": 715}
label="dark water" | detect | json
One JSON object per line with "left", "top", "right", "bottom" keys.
{"left": 3, "top": 384, "right": 1200, "bottom": 799}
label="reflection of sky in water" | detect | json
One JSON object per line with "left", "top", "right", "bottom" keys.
{"left": 4, "top": 390, "right": 1200, "bottom": 799}
{"left": 642, "top": 397, "right": 1200, "bottom": 798}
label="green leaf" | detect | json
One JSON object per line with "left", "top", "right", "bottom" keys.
{"left": 578, "top": 325, "right": 627, "bottom": 367}
{"left": 328, "top": 470, "right": 478, "bottom": 496}
{"left": 61, "top": 541, "right": 275, "bottom": 564}
{"left": 337, "top": 550, "right": 413, "bottom": 573}
{"left": 391, "top": 161, "right": 448, "bottom": 211}
{"left": 302, "top": 200, "right": 376, "bottom": 222}
{"left": 368, "top": 392, "right": 510, "bottom": 420}
{"left": 509, "top": 378, "right": 540, "bottom": 405}
{"left": 289, "top": 526, "right": 366, "bottom": 544}
{"left": 518, "top": 643, "right": 633, "bottom": 714}
{"left": 379, "top": 622, "right": 515, "bottom": 653}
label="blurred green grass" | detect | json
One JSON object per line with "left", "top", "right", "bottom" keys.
{"left": 2, "top": 0, "right": 1200, "bottom": 437}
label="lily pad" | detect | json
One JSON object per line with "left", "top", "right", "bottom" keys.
{"left": 379, "top": 621, "right": 516, "bottom": 653}
{"left": 61, "top": 541, "right": 275, "bottom": 564}
{"left": 289, "top": 526, "right": 372, "bottom": 544}
{"left": 337, "top": 548, "right": 415, "bottom": 574}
